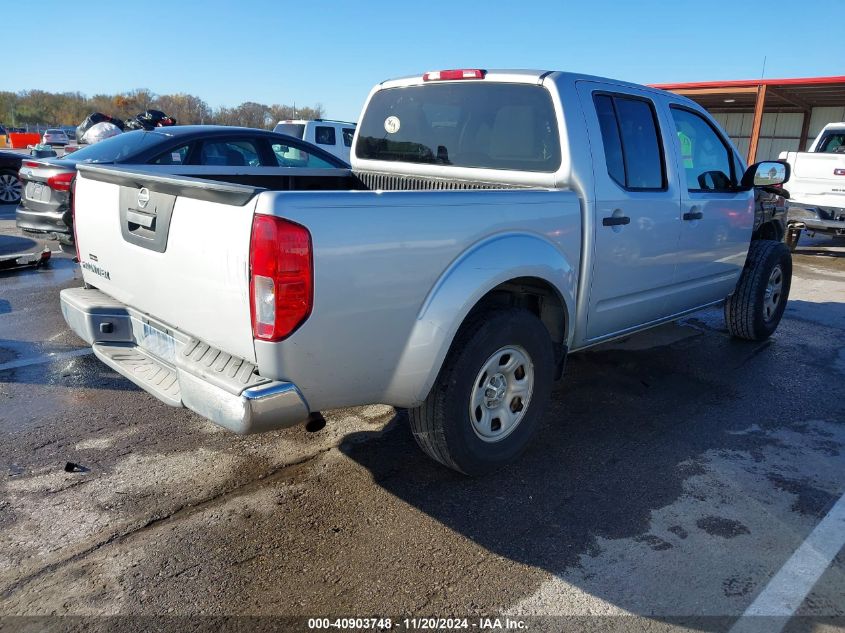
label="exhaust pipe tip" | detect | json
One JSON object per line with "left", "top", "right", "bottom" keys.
{"left": 305, "top": 412, "right": 326, "bottom": 433}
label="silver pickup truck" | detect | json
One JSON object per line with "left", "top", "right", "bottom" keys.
{"left": 61, "top": 69, "right": 792, "bottom": 475}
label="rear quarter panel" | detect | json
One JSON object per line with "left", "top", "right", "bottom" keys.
{"left": 253, "top": 188, "right": 581, "bottom": 411}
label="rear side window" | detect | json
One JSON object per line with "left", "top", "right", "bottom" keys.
{"left": 150, "top": 144, "right": 190, "bottom": 165}
{"left": 342, "top": 128, "right": 355, "bottom": 147}
{"left": 315, "top": 126, "right": 336, "bottom": 145}
{"left": 594, "top": 96, "right": 625, "bottom": 185}
{"left": 271, "top": 142, "right": 338, "bottom": 168}
{"left": 593, "top": 93, "right": 665, "bottom": 190}
{"left": 670, "top": 107, "right": 736, "bottom": 192}
{"left": 198, "top": 140, "right": 261, "bottom": 166}
{"left": 355, "top": 83, "right": 561, "bottom": 172}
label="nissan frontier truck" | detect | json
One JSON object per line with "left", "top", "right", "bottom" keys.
{"left": 60, "top": 69, "right": 792, "bottom": 475}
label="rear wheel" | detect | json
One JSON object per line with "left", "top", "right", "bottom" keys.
{"left": 725, "top": 240, "right": 792, "bottom": 341}
{"left": 409, "top": 308, "right": 554, "bottom": 475}
{"left": 0, "top": 171, "right": 21, "bottom": 205}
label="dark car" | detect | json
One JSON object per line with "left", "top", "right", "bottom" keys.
{"left": 0, "top": 150, "right": 25, "bottom": 205}
{"left": 16, "top": 125, "right": 349, "bottom": 249}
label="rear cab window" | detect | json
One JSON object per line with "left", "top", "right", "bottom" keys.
{"left": 355, "top": 83, "right": 561, "bottom": 172}
{"left": 818, "top": 131, "right": 845, "bottom": 153}
{"left": 274, "top": 123, "right": 305, "bottom": 139}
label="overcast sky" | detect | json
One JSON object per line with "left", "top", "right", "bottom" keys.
{"left": 6, "top": 0, "right": 842, "bottom": 121}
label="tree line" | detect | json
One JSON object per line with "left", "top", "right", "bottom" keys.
{"left": 0, "top": 89, "right": 325, "bottom": 129}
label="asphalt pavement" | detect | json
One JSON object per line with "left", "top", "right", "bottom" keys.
{"left": 0, "top": 202, "right": 843, "bottom": 632}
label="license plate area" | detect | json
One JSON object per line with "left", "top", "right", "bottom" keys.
{"left": 138, "top": 322, "right": 176, "bottom": 365}
{"left": 26, "top": 182, "right": 48, "bottom": 202}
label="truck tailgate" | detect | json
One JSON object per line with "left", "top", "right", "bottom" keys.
{"left": 74, "top": 165, "right": 260, "bottom": 362}
{"left": 791, "top": 152, "right": 845, "bottom": 181}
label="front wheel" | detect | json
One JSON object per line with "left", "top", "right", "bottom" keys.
{"left": 409, "top": 308, "right": 554, "bottom": 475}
{"left": 725, "top": 240, "right": 792, "bottom": 341}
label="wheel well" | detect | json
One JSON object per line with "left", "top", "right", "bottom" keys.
{"left": 466, "top": 276, "right": 568, "bottom": 353}
{"left": 754, "top": 220, "right": 783, "bottom": 242}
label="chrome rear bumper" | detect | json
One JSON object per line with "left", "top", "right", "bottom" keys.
{"left": 60, "top": 287, "right": 310, "bottom": 434}
{"left": 787, "top": 203, "right": 845, "bottom": 234}
{"left": 16, "top": 204, "right": 71, "bottom": 237}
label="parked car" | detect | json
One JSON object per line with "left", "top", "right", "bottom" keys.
{"left": 63, "top": 69, "right": 791, "bottom": 475}
{"left": 0, "top": 232, "right": 50, "bottom": 269}
{"left": 779, "top": 122, "right": 845, "bottom": 249}
{"left": 273, "top": 119, "right": 356, "bottom": 163}
{"left": 42, "top": 129, "right": 70, "bottom": 146}
{"left": 16, "top": 125, "right": 348, "bottom": 251}
{"left": 0, "top": 150, "right": 24, "bottom": 205}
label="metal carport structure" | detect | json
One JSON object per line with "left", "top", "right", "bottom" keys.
{"left": 651, "top": 76, "right": 845, "bottom": 163}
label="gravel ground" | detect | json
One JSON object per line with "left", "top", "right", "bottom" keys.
{"left": 1, "top": 202, "right": 843, "bottom": 631}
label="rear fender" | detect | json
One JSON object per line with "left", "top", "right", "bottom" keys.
{"left": 384, "top": 232, "right": 576, "bottom": 406}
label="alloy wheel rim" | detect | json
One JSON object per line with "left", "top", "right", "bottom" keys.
{"left": 763, "top": 264, "right": 783, "bottom": 321}
{"left": 469, "top": 345, "right": 534, "bottom": 443}
{"left": 0, "top": 174, "right": 21, "bottom": 203}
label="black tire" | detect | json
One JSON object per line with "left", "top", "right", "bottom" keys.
{"left": 409, "top": 308, "right": 554, "bottom": 476}
{"left": 0, "top": 169, "right": 22, "bottom": 205}
{"left": 725, "top": 240, "right": 792, "bottom": 341}
{"left": 784, "top": 227, "right": 801, "bottom": 252}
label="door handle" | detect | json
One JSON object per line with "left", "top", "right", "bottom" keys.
{"left": 126, "top": 209, "right": 156, "bottom": 229}
{"left": 683, "top": 211, "right": 703, "bottom": 221}
{"left": 602, "top": 216, "right": 631, "bottom": 227}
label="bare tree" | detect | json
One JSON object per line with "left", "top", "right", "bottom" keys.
{"left": 0, "top": 88, "right": 324, "bottom": 129}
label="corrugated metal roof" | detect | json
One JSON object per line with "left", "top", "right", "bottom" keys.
{"left": 650, "top": 76, "right": 845, "bottom": 110}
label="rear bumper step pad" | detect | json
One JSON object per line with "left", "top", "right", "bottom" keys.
{"left": 61, "top": 287, "right": 309, "bottom": 434}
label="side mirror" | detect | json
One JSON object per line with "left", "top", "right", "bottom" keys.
{"left": 741, "top": 160, "right": 790, "bottom": 189}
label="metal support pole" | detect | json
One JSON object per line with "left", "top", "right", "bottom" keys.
{"left": 747, "top": 84, "right": 767, "bottom": 163}
{"left": 799, "top": 109, "right": 811, "bottom": 151}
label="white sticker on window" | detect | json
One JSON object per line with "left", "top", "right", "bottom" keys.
{"left": 172, "top": 152, "right": 181, "bottom": 162}
{"left": 384, "top": 116, "right": 400, "bottom": 134}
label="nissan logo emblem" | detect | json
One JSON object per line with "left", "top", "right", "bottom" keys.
{"left": 137, "top": 188, "right": 150, "bottom": 209}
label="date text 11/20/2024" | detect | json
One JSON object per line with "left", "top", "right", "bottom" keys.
{"left": 307, "top": 617, "right": 528, "bottom": 630}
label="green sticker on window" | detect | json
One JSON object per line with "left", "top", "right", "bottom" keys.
{"left": 678, "top": 131, "right": 694, "bottom": 169}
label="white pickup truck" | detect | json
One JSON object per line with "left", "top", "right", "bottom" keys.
{"left": 61, "top": 69, "right": 792, "bottom": 475}
{"left": 779, "top": 122, "right": 845, "bottom": 249}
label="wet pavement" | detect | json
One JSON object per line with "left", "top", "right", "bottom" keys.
{"left": 1, "top": 200, "right": 843, "bottom": 631}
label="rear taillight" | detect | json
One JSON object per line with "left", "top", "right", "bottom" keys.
{"left": 422, "top": 69, "right": 486, "bottom": 81}
{"left": 71, "top": 179, "right": 79, "bottom": 261}
{"left": 47, "top": 172, "right": 74, "bottom": 192}
{"left": 23, "top": 161, "right": 40, "bottom": 168}
{"left": 249, "top": 215, "right": 313, "bottom": 341}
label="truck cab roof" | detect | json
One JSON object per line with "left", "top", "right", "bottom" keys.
{"left": 378, "top": 68, "right": 694, "bottom": 103}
